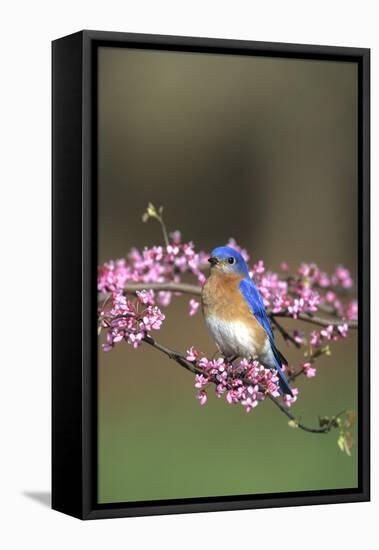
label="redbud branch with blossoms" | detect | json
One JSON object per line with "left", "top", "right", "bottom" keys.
{"left": 98, "top": 203, "right": 358, "bottom": 455}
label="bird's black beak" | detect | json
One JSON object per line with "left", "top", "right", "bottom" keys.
{"left": 208, "top": 256, "right": 218, "bottom": 266}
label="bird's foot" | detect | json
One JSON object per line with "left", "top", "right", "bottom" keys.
{"left": 225, "top": 354, "right": 239, "bottom": 365}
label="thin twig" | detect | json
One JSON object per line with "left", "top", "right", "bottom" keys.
{"left": 142, "top": 203, "right": 170, "bottom": 247}
{"left": 269, "top": 315, "right": 301, "bottom": 348}
{"left": 267, "top": 394, "right": 344, "bottom": 434}
{"left": 287, "top": 348, "right": 321, "bottom": 382}
{"left": 142, "top": 334, "right": 202, "bottom": 376}
{"left": 288, "top": 368, "right": 306, "bottom": 382}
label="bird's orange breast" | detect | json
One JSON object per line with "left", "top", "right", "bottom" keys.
{"left": 201, "top": 271, "right": 267, "bottom": 350}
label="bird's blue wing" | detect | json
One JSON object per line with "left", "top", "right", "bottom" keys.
{"left": 239, "top": 278, "right": 274, "bottom": 341}
{"left": 239, "top": 277, "right": 292, "bottom": 396}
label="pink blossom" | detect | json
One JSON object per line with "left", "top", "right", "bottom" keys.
{"left": 170, "top": 230, "right": 182, "bottom": 244}
{"left": 288, "top": 298, "right": 304, "bottom": 319}
{"left": 283, "top": 388, "right": 299, "bottom": 408}
{"left": 303, "top": 288, "right": 320, "bottom": 312}
{"left": 333, "top": 299, "right": 345, "bottom": 318}
{"left": 112, "top": 332, "right": 124, "bottom": 343}
{"left": 194, "top": 374, "right": 209, "bottom": 389}
{"left": 298, "top": 263, "right": 312, "bottom": 278}
{"left": 188, "top": 299, "right": 200, "bottom": 316}
{"left": 346, "top": 300, "right": 358, "bottom": 321}
{"left": 197, "top": 272, "right": 206, "bottom": 286}
{"left": 128, "top": 332, "right": 144, "bottom": 348}
{"left": 302, "top": 362, "right": 317, "bottom": 378}
{"left": 241, "top": 397, "right": 257, "bottom": 413}
{"left": 215, "top": 383, "right": 227, "bottom": 398}
{"left": 333, "top": 266, "right": 353, "bottom": 289}
{"left": 310, "top": 331, "right": 321, "bottom": 347}
{"left": 226, "top": 390, "right": 240, "bottom": 404}
{"left": 320, "top": 325, "right": 334, "bottom": 340}
{"left": 136, "top": 289, "right": 155, "bottom": 305}
{"left": 186, "top": 347, "right": 199, "bottom": 362}
{"left": 252, "top": 260, "right": 265, "bottom": 275}
{"left": 102, "top": 344, "right": 113, "bottom": 352}
{"left": 293, "top": 330, "right": 305, "bottom": 345}
{"left": 317, "top": 272, "right": 331, "bottom": 287}
{"left": 102, "top": 332, "right": 114, "bottom": 352}
{"left": 142, "top": 306, "right": 165, "bottom": 330}
{"left": 337, "top": 324, "right": 349, "bottom": 338}
{"left": 272, "top": 294, "right": 288, "bottom": 314}
{"left": 198, "top": 356, "right": 211, "bottom": 369}
{"left": 241, "top": 385, "right": 260, "bottom": 412}
{"left": 326, "top": 291, "right": 336, "bottom": 303}
{"left": 158, "top": 291, "right": 172, "bottom": 307}
{"left": 166, "top": 244, "right": 179, "bottom": 256}
{"left": 197, "top": 390, "right": 207, "bottom": 406}
{"left": 227, "top": 238, "right": 250, "bottom": 262}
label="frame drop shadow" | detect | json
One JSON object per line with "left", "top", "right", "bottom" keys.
{"left": 23, "top": 491, "right": 51, "bottom": 507}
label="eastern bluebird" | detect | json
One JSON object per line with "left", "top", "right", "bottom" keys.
{"left": 201, "top": 246, "right": 293, "bottom": 395}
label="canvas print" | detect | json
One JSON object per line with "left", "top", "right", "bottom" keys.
{"left": 97, "top": 47, "right": 358, "bottom": 504}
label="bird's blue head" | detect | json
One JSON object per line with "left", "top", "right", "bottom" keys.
{"left": 208, "top": 246, "right": 249, "bottom": 277}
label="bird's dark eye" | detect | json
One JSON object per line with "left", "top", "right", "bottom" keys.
{"left": 228, "top": 257, "right": 235, "bottom": 265}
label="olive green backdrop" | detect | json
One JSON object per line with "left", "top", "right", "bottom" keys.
{"left": 97, "top": 47, "right": 358, "bottom": 503}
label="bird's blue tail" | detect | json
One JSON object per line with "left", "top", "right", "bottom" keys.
{"left": 275, "top": 363, "right": 293, "bottom": 396}
{"left": 271, "top": 341, "right": 293, "bottom": 396}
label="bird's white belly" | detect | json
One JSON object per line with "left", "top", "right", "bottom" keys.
{"left": 205, "top": 315, "right": 259, "bottom": 359}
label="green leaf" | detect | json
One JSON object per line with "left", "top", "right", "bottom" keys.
{"left": 321, "top": 345, "right": 331, "bottom": 356}
{"left": 142, "top": 202, "right": 160, "bottom": 222}
{"left": 337, "top": 434, "right": 345, "bottom": 452}
{"left": 337, "top": 431, "right": 354, "bottom": 456}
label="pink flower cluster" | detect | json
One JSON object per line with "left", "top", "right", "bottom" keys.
{"left": 98, "top": 233, "right": 357, "bottom": 326}
{"left": 98, "top": 232, "right": 357, "bottom": 413}
{"left": 309, "top": 323, "right": 349, "bottom": 348}
{"left": 249, "top": 260, "right": 356, "bottom": 322}
{"left": 98, "top": 231, "right": 207, "bottom": 314}
{"left": 186, "top": 347, "right": 298, "bottom": 412}
{"left": 99, "top": 290, "right": 165, "bottom": 352}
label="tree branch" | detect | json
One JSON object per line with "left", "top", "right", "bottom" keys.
{"left": 99, "top": 281, "right": 358, "bottom": 329}
{"left": 274, "top": 311, "right": 357, "bottom": 329}
{"left": 125, "top": 282, "right": 202, "bottom": 295}
{"left": 139, "top": 333, "right": 342, "bottom": 435}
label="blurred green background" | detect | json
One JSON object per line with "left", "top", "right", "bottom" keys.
{"left": 97, "top": 47, "right": 358, "bottom": 503}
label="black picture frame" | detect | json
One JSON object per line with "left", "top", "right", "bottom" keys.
{"left": 52, "top": 30, "right": 370, "bottom": 520}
